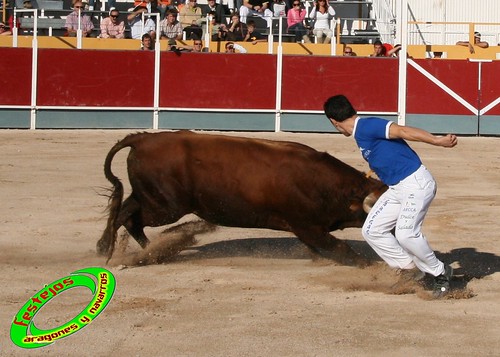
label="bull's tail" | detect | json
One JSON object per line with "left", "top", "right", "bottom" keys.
{"left": 97, "top": 135, "right": 137, "bottom": 262}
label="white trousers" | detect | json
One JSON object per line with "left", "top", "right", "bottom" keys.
{"left": 362, "top": 165, "right": 445, "bottom": 277}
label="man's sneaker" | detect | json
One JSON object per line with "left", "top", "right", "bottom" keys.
{"left": 433, "top": 265, "right": 453, "bottom": 298}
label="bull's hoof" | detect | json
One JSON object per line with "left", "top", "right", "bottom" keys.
{"left": 96, "top": 238, "right": 109, "bottom": 256}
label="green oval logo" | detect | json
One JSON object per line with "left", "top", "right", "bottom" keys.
{"left": 10, "top": 267, "right": 116, "bottom": 349}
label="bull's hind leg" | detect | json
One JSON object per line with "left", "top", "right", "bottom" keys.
{"left": 292, "top": 227, "right": 370, "bottom": 267}
{"left": 117, "top": 196, "right": 150, "bottom": 249}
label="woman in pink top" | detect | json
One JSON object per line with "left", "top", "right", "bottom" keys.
{"left": 287, "top": 0, "right": 311, "bottom": 43}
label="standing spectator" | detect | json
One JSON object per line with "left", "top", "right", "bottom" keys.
{"left": 239, "top": 0, "right": 273, "bottom": 26}
{"left": 287, "top": 0, "right": 310, "bottom": 43}
{"left": 309, "top": 0, "right": 335, "bottom": 44}
{"left": 244, "top": 20, "right": 266, "bottom": 44}
{"left": 201, "top": 0, "right": 226, "bottom": 26}
{"left": 456, "top": 32, "right": 489, "bottom": 54}
{"left": 225, "top": 41, "right": 247, "bottom": 53}
{"left": 65, "top": 1, "right": 95, "bottom": 37}
{"left": 128, "top": 5, "right": 156, "bottom": 40}
{"left": 99, "top": 8, "right": 125, "bottom": 39}
{"left": 160, "top": 9, "right": 183, "bottom": 40}
{"left": 179, "top": 0, "right": 203, "bottom": 39}
{"left": 141, "top": 32, "right": 154, "bottom": 49}
{"left": 221, "top": 12, "right": 247, "bottom": 42}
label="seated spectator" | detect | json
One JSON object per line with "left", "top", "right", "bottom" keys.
{"left": 239, "top": 0, "right": 273, "bottom": 26}
{"left": 161, "top": 9, "right": 183, "bottom": 40}
{"left": 180, "top": 0, "right": 203, "bottom": 40}
{"left": 272, "top": 0, "right": 287, "bottom": 17}
{"left": 456, "top": 32, "right": 489, "bottom": 54}
{"left": 343, "top": 46, "right": 356, "bottom": 56}
{"left": 208, "top": 11, "right": 224, "bottom": 41}
{"left": 225, "top": 41, "right": 247, "bottom": 53}
{"left": 99, "top": 7, "right": 125, "bottom": 39}
{"left": 65, "top": 1, "right": 95, "bottom": 37}
{"left": 370, "top": 40, "right": 387, "bottom": 57}
{"left": 387, "top": 44, "right": 402, "bottom": 57}
{"left": 309, "top": 0, "right": 335, "bottom": 44}
{"left": 221, "top": 12, "right": 247, "bottom": 42}
{"left": 157, "top": 0, "right": 172, "bottom": 20}
{"left": 0, "top": 22, "right": 12, "bottom": 36}
{"left": 244, "top": 20, "right": 267, "bottom": 44}
{"left": 287, "top": 1, "right": 310, "bottom": 43}
{"left": 171, "top": 39, "right": 208, "bottom": 52}
{"left": 201, "top": 0, "right": 226, "bottom": 25}
{"left": 128, "top": 4, "right": 156, "bottom": 40}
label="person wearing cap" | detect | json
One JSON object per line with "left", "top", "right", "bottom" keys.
{"left": 65, "top": 1, "right": 95, "bottom": 37}
{"left": 127, "top": 4, "right": 156, "bottom": 40}
{"left": 99, "top": 7, "right": 125, "bottom": 38}
{"left": 456, "top": 31, "right": 489, "bottom": 54}
{"left": 160, "top": 9, "right": 182, "bottom": 40}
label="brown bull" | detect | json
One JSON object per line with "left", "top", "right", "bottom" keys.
{"left": 97, "top": 131, "right": 386, "bottom": 265}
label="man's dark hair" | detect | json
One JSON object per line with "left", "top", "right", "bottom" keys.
{"left": 142, "top": 33, "right": 152, "bottom": 41}
{"left": 323, "top": 95, "right": 357, "bottom": 122}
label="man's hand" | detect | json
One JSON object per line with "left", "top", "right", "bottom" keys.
{"left": 435, "top": 134, "right": 458, "bottom": 148}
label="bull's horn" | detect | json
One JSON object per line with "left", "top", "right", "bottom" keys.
{"left": 363, "top": 192, "right": 378, "bottom": 213}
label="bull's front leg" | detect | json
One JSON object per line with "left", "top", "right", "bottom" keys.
{"left": 292, "top": 227, "right": 371, "bottom": 267}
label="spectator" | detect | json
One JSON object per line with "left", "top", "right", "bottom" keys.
{"left": 244, "top": 20, "right": 267, "bottom": 44}
{"left": 272, "top": 0, "right": 287, "bottom": 17}
{"left": 179, "top": 0, "right": 203, "bottom": 40}
{"left": 160, "top": 9, "right": 183, "bottom": 40}
{"left": 208, "top": 11, "right": 224, "bottom": 41}
{"left": 128, "top": 5, "right": 156, "bottom": 40}
{"left": 222, "top": 12, "right": 247, "bottom": 42}
{"left": 157, "top": 0, "right": 172, "bottom": 20}
{"left": 225, "top": 41, "right": 247, "bottom": 53}
{"left": 99, "top": 7, "right": 125, "bottom": 39}
{"left": 239, "top": 0, "right": 273, "bottom": 26}
{"left": 456, "top": 32, "right": 489, "bottom": 54}
{"left": 132, "top": 0, "right": 158, "bottom": 13}
{"left": 0, "top": 22, "right": 12, "bottom": 36}
{"left": 343, "top": 46, "right": 356, "bottom": 56}
{"left": 370, "top": 40, "right": 386, "bottom": 57}
{"left": 141, "top": 32, "right": 154, "bottom": 49}
{"left": 201, "top": 0, "right": 226, "bottom": 26}
{"left": 387, "top": 43, "right": 402, "bottom": 57}
{"left": 173, "top": 39, "right": 208, "bottom": 52}
{"left": 309, "top": 0, "right": 335, "bottom": 44}
{"left": 65, "top": 1, "right": 95, "bottom": 37}
{"left": 287, "top": 0, "right": 310, "bottom": 43}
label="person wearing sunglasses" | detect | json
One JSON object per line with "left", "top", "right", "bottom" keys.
{"left": 287, "top": 0, "right": 311, "bottom": 43}
{"left": 65, "top": 1, "right": 95, "bottom": 37}
{"left": 343, "top": 46, "right": 356, "bottom": 56}
{"left": 99, "top": 7, "right": 125, "bottom": 39}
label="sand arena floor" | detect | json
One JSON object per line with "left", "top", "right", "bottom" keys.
{"left": 0, "top": 130, "right": 499, "bottom": 356}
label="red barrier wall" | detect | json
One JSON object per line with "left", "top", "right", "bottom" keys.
{"left": 37, "top": 49, "right": 155, "bottom": 107}
{"left": 281, "top": 56, "right": 398, "bottom": 112}
{"left": 1, "top": 47, "right": 499, "bottom": 120}
{"left": 0, "top": 48, "right": 32, "bottom": 105}
{"left": 159, "top": 52, "right": 277, "bottom": 109}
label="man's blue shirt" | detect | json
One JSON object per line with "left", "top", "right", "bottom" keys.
{"left": 353, "top": 117, "right": 422, "bottom": 185}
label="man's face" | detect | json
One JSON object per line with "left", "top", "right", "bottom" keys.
{"left": 189, "top": 0, "right": 197, "bottom": 8}
{"left": 167, "top": 13, "right": 176, "bottom": 23}
{"left": 193, "top": 40, "right": 203, "bottom": 52}
{"left": 374, "top": 44, "right": 383, "bottom": 54}
{"left": 208, "top": 0, "right": 215, "bottom": 6}
{"left": 143, "top": 37, "right": 152, "bottom": 48}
